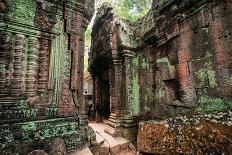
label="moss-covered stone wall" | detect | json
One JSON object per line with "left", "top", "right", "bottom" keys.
{"left": 0, "top": 0, "right": 95, "bottom": 154}
{"left": 90, "top": 0, "right": 232, "bottom": 122}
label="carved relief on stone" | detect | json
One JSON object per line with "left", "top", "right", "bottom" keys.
{"left": 109, "top": 66, "right": 116, "bottom": 113}
{"left": 25, "top": 36, "right": 39, "bottom": 97}
{"left": 124, "top": 55, "right": 133, "bottom": 115}
{"left": 0, "top": 31, "right": 13, "bottom": 97}
{"left": 10, "top": 34, "right": 26, "bottom": 97}
{"left": 37, "top": 39, "right": 50, "bottom": 93}
{"left": 35, "top": 0, "right": 58, "bottom": 31}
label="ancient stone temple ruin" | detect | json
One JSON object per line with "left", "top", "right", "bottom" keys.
{"left": 89, "top": 0, "right": 232, "bottom": 154}
{"left": 0, "top": 0, "right": 95, "bottom": 154}
{"left": 0, "top": 0, "right": 232, "bottom": 154}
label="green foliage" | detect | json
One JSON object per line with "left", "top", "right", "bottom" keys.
{"left": 96, "top": 0, "right": 152, "bottom": 22}
{"left": 10, "top": 0, "right": 36, "bottom": 25}
{"left": 85, "top": 26, "right": 92, "bottom": 48}
{"left": 196, "top": 62, "right": 217, "bottom": 88}
{"left": 197, "top": 96, "right": 232, "bottom": 113}
{"left": 21, "top": 122, "right": 36, "bottom": 131}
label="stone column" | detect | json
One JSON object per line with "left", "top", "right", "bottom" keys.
{"left": 10, "top": 34, "right": 26, "bottom": 97}
{"left": 111, "top": 56, "right": 123, "bottom": 116}
{"left": 25, "top": 37, "right": 39, "bottom": 96}
{"left": 0, "top": 32, "right": 12, "bottom": 97}
{"left": 106, "top": 55, "right": 138, "bottom": 140}
{"left": 123, "top": 51, "right": 134, "bottom": 115}
{"left": 37, "top": 39, "right": 49, "bottom": 93}
{"left": 109, "top": 65, "right": 116, "bottom": 113}
{"left": 77, "top": 22, "right": 89, "bottom": 125}
{"left": 177, "top": 28, "right": 197, "bottom": 107}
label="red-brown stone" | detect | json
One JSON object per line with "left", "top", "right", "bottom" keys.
{"left": 137, "top": 112, "right": 232, "bottom": 155}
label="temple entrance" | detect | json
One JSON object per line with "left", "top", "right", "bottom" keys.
{"left": 90, "top": 57, "right": 112, "bottom": 123}
{"left": 99, "top": 69, "right": 111, "bottom": 120}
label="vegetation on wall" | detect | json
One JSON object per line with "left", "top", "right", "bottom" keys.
{"left": 84, "top": 0, "right": 152, "bottom": 71}
{"left": 100, "top": 0, "right": 152, "bottom": 22}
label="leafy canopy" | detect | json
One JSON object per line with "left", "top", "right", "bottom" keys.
{"left": 96, "top": 0, "right": 152, "bottom": 22}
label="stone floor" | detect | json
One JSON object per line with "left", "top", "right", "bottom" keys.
{"left": 72, "top": 147, "right": 93, "bottom": 155}
{"left": 74, "top": 122, "right": 138, "bottom": 155}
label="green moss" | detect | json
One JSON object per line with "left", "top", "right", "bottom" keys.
{"left": 21, "top": 122, "right": 36, "bottom": 131}
{"left": 197, "top": 96, "right": 232, "bottom": 113}
{"left": 229, "top": 77, "right": 232, "bottom": 86}
{"left": 196, "top": 61, "right": 217, "bottom": 88}
{"left": 53, "top": 13, "right": 63, "bottom": 34}
{"left": 156, "top": 57, "right": 174, "bottom": 72}
{"left": 132, "top": 57, "right": 139, "bottom": 66}
{"left": 141, "top": 58, "right": 149, "bottom": 70}
{"left": 155, "top": 88, "right": 165, "bottom": 102}
{"left": 51, "top": 16, "right": 66, "bottom": 105}
{"left": 131, "top": 57, "right": 140, "bottom": 115}
{"left": 10, "top": 0, "right": 36, "bottom": 25}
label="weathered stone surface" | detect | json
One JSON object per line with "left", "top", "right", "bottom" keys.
{"left": 89, "top": 0, "right": 232, "bottom": 142}
{"left": 50, "top": 138, "right": 67, "bottom": 155}
{"left": 28, "top": 150, "right": 48, "bottom": 155}
{"left": 137, "top": 111, "right": 232, "bottom": 155}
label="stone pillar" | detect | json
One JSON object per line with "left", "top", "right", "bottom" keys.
{"left": 25, "top": 37, "right": 39, "bottom": 96}
{"left": 10, "top": 34, "right": 26, "bottom": 97}
{"left": 77, "top": 20, "right": 89, "bottom": 125}
{"left": 37, "top": 39, "right": 49, "bottom": 93}
{"left": 112, "top": 57, "right": 123, "bottom": 115}
{"left": 109, "top": 65, "right": 116, "bottom": 113}
{"left": 0, "top": 32, "right": 12, "bottom": 97}
{"left": 123, "top": 51, "right": 134, "bottom": 115}
{"left": 106, "top": 55, "right": 138, "bottom": 140}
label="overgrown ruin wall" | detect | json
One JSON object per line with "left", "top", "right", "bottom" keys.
{"left": 88, "top": 0, "right": 232, "bottom": 144}
{"left": 135, "top": 0, "right": 232, "bottom": 154}
{"left": 0, "top": 0, "right": 94, "bottom": 154}
{"left": 89, "top": 5, "right": 154, "bottom": 120}
{"left": 90, "top": 0, "right": 232, "bottom": 122}
{"left": 149, "top": 0, "right": 232, "bottom": 118}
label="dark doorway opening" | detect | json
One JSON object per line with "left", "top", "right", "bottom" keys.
{"left": 99, "top": 69, "right": 110, "bottom": 120}
{"left": 101, "top": 79, "right": 110, "bottom": 119}
{"left": 164, "top": 79, "right": 181, "bottom": 104}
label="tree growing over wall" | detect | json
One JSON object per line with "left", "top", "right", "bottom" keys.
{"left": 84, "top": 0, "right": 152, "bottom": 71}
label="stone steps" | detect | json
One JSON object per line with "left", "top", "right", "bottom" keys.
{"left": 88, "top": 123, "right": 137, "bottom": 155}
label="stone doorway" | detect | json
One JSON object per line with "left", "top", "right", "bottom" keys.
{"left": 97, "top": 69, "right": 111, "bottom": 121}
{"left": 90, "top": 56, "right": 112, "bottom": 123}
